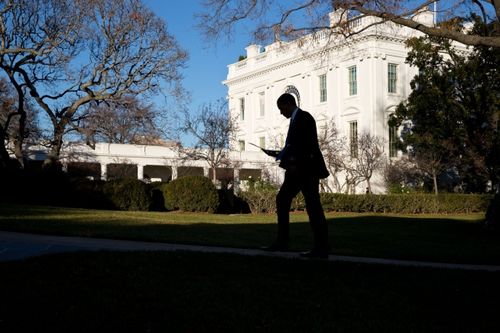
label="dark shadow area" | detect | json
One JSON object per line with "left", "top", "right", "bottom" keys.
{"left": 1, "top": 251, "right": 499, "bottom": 332}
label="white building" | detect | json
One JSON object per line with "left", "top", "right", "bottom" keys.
{"left": 224, "top": 9, "right": 438, "bottom": 193}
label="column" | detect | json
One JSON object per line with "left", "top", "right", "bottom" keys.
{"left": 137, "top": 164, "right": 144, "bottom": 180}
{"left": 171, "top": 166, "right": 178, "bottom": 181}
{"left": 233, "top": 168, "right": 240, "bottom": 193}
{"left": 100, "top": 163, "right": 107, "bottom": 181}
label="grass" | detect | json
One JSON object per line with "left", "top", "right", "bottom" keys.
{"left": 1, "top": 202, "right": 499, "bottom": 264}
{"left": 1, "top": 251, "right": 499, "bottom": 332}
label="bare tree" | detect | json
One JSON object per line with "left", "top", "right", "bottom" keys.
{"left": 317, "top": 118, "right": 346, "bottom": 192}
{"left": 0, "top": 0, "right": 187, "bottom": 169}
{"left": 198, "top": 1, "right": 500, "bottom": 48}
{"left": 0, "top": 77, "right": 40, "bottom": 168}
{"left": 350, "top": 132, "right": 387, "bottom": 194}
{"left": 174, "top": 99, "right": 238, "bottom": 184}
{"left": 384, "top": 156, "right": 426, "bottom": 193}
{"left": 412, "top": 150, "right": 449, "bottom": 195}
{"left": 79, "top": 95, "right": 163, "bottom": 147}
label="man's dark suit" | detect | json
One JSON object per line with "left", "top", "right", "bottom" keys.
{"left": 275, "top": 108, "right": 330, "bottom": 252}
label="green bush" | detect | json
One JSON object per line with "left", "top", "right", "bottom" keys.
{"left": 239, "top": 179, "right": 278, "bottom": 213}
{"left": 238, "top": 190, "right": 492, "bottom": 214}
{"left": 69, "top": 178, "right": 111, "bottom": 209}
{"left": 103, "top": 178, "right": 153, "bottom": 211}
{"left": 321, "top": 193, "right": 491, "bottom": 214}
{"left": 162, "top": 176, "right": 219, "bottom": 213}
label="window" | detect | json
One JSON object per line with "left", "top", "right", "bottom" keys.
{"left": 349, "top": 121, "right": 358, "bottom": 158}
{"left": 388, "top": 63, "right": 397, "bottom": 93}
{"left": 348, "top": 66, "right": 357, "bottom": 96}
{"left": 239, "top": 98, "right": 245, "bottom": 121}
{"left": 259, "top": 136, "right": 265, "bottom": 149}
{"left": 389, "top": 125, "right": 398, "bottom": 158}
{"left": 259, "top": 92, "right": 265, "bottom": 117}
{"left": 238, "top": 140, "right": 245, "bottom": 151}
{"left": 319, "top": 74, "right": 327, "bottom": 102}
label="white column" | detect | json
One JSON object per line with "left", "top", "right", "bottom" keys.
{"left": 233, "top": 168, "right": 240, "bottom": 193}
{"left": 137, "top": 164, "right": 144, "bottom": 180}
{"left": 203, "top": 167, "right": 210, "bottom": 178}
{"left": 100, "top": 163, "right": 107, "bottom": 181}
{"left": 171, "top": 166, "right": 178, "bottom": 180}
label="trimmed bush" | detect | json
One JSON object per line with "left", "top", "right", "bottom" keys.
{"left": 162, "top": 176, "right": 219, "bottom": 213}
{"left": 70, "top": 178, "right": 111, "bottom": 209}
{"left": 239, "top": 180, "right": 278, "bottom": 213}
{"left": 103, "top": 178, "right": 153, "bottom": 211}
{"left": 239, "top": 190, "right": 492, "bottom": 214}
{"left": 321, "top": 193, "right": 491, "bottom": 214}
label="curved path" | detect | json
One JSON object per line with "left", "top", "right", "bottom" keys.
{"left": 1, "top": 231, "right": 499, "bottom": 271}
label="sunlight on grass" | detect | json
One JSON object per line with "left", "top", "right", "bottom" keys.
{"left": 0, "top": 202, "right": 497, "bottom": 264}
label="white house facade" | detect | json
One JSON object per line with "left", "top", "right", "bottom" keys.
{"left": 224, "top": 9, "right": 439, "bottom": 193}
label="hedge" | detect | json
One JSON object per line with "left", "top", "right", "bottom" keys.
{"left": 102, "top": 178, "right": 153, "bottom": 211}
{"left": 240, "top": 191, "right": 492, "bottom": 214}
{"left": 161, "top": 176, "right": 219, "bottom": 213}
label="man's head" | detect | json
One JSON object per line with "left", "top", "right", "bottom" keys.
{"left": 277, "top": 93, "right": 297, "bottom": 119}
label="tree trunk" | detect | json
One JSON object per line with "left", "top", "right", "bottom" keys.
{"left": 0, "top": 127, "right": 11, "bottom": 169}
{"left": 432, "top": 170, "right": 439, "bottom": 195}
{"left": 366, "top": 179, "right": 372, "bottom": 194}
{"left": 211, "top": 163, "right": 217, "bottom": 184}
{"left": 13, "top": 101, "right": 26, "bottom": 168}
{"left": 43, "top": 124, "right": 65, "bottom": 170}
{"left": 12, "top": 137, "right": 24, "bottom": 169}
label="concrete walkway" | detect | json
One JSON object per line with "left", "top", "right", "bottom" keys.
{"left": 1, "top": 231, "right": 499, "bottom": 272}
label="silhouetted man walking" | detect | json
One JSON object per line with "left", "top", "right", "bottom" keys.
{"left": 262, "top": 93, "right": 330, "bottom": 258}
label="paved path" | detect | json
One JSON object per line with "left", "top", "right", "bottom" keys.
{"left": 1, "top": 231, "right": 500, "bottom": 271}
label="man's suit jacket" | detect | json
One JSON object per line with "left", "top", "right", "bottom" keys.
{"left": 278, "top": 109, "right": 330, "bottom": 179}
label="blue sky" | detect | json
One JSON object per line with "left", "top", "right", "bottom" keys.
{"left": 143, "top": 0, "right": 251, "bottom": 114}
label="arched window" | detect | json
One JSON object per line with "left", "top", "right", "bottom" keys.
{"left": 284, "top": 85, "right": 301, "bottom": 107}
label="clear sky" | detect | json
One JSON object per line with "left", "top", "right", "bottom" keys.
{"left": 143, "top": 0, "right": 251, "bottom": 115}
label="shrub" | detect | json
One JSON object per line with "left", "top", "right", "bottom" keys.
{"left": 162, "top": 176, "right": 219, "bottom": 213}
{"left": 320, "top": 193, "right": 491, "bottom": 214}
{"left": 69, "top": 178, "right": 111, "bottom": 209}
{"left": 103, "top": 178, "right": 153, "bottom": 211}
{"left": 239, "top": 179, "right": 278, "bottom": 213}
{"left": 239, "top": 190, "right": 492, "bottom": 214}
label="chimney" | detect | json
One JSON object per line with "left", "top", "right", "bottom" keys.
{"left": 245, "top": 44, "right": 261, "bottom": 58}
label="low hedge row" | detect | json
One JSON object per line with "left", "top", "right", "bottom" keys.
{"left": 241, "top": 190, "right": 492, "bottom": 214}
{"left": 321, "top": 193, "right": 492, "bottom": 214}
{"left": 0, "top": 169, "right": 492, "bottom": 214}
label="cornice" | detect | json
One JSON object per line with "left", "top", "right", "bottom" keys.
{"left": 224, "top": 33, "right": 410, "bottom": 87}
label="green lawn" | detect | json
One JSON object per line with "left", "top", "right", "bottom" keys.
{"left": 1, "top": 202, "right": 498, "bottom": 264}
{"left": 1, "top": 251, "right": 499, "bottom": 332}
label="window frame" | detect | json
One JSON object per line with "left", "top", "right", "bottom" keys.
{"left": 319, "top": 73, "right": 327, "bottom": 103}
{"left": 388, "top": 63, "right": 398, "bottom": 94}
{"left": 348, "top": 66, "right": 357, "bottom": 96}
